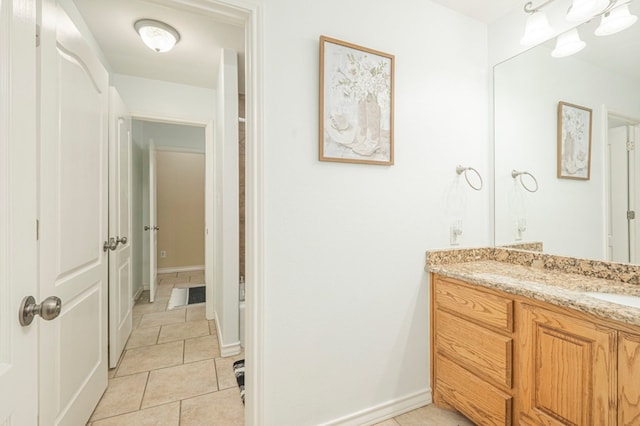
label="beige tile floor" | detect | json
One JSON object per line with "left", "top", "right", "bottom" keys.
{"left": 88, "top": 271, "right": 245, "bottom": 425}
{"left": 88, "top": 271, "right": 474, "bottom": 425}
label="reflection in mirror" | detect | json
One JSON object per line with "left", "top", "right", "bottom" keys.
{"left": 494, "top": 2, "right": 640, "bottom": 264}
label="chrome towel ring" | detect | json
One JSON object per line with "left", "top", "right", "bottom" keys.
{"left": 512, "top": 170, "right": 539, "bottom": 193}
{"left": 456, "top": 165, "right": 483, "bottom": 191}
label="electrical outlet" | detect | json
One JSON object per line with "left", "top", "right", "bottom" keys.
{"left": 450, "top": 221, "right": 463, "bottom": 245}
{"left": 515, "top": 218, "right": 527, "bottom": 241}
{"left": 160, "top": 250, "right": 166, "bottom": 258}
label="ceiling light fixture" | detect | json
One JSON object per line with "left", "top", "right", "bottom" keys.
{"left": 134, "top": 19, "right": 180, "bottom": 53}
{"left": 520, "top": 0, "right": 638, "bottom": 57}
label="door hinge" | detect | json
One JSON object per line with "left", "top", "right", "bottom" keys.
{"left": 628, "top": 210, "right": 636, "bottom": 220}
{"left": 627, "top": 141, "right": 635, "bottom": 151}
{"left": 35, "top": 25, "right": 40, "bottom": 47}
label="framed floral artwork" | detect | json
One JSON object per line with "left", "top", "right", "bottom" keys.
{"left": 557, "top": 101, "right": 592, "bottom": 180}
{"left": 319, "top": 36, "right": 394, "bottom": 165}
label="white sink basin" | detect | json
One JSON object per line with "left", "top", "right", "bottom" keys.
{"left": 584, "top": 292, "right": 640, "bottom": 309}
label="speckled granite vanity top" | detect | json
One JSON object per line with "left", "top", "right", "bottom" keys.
{"left": 425, "top": 247, "right": 640, "bottom": 327}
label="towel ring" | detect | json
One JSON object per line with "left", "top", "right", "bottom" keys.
{"left": 456, "top": 165, "right": 483, "bottom": 191}
{"left": 512, "top": 170, "right": 539, "bottom": 193}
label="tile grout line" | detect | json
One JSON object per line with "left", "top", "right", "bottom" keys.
{"left": 140, "top": 370, "right": 151, "bottom": 412}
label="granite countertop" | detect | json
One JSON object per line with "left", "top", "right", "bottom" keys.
{"left": 425, "top": 247, "right": 640, "bottom": 327}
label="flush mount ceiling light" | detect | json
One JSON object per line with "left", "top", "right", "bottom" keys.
{"left": 134, "top": 19, "right": 180, "bottom": 53}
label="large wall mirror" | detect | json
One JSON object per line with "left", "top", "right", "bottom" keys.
{"left": 494, "top": 1, "right": 640, "bottom": 264}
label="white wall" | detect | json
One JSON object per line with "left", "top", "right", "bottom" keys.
{"left": 112, "top": 73, "right": 216, "bottom": 121}
{"left": 140, "top": 122, "right": 205, "bottom": 153}
{"left": 494, "top": 46, "right": 640, "bottom": 259}
{"left": 261, "top": 0, "right": 490, "bottom": 424}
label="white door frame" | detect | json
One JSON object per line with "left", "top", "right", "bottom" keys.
{"left": 149, "top": 1, "right": 264, "bottom": 422}
{"left": 148, "top": 138, "right": 158, "bottom": 302}
{"left": 604, "top": 107, "right": 640, "bottom": 264}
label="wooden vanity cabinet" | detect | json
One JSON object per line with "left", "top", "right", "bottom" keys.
{"left": 431, "top": 273, "right": 640, "bottom": 425}
{"left": 431, "top": 276, "right": 514, "bottom": 425}
{"left": 619, "top": 332, "right": 640, "bottom": 425}
{"left": 517, "top": 303, "right": 617, "bottom": 425}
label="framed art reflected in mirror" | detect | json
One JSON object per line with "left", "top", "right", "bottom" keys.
{"left": 557, "top": 101, "right": 592, "bottom": 180}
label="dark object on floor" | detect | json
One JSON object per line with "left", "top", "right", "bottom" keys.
{"left": 188, "top": 286, "right": 205, "bottom": 304}
{"left": 233, "top": 359, "right": 245, "bottom": 404}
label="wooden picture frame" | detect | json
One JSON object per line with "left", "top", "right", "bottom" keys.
{"left": 557, "top": 101, "right": 592, "bottom": 180}
{"left": 319, "top": 36, "right": 394, "bottom": 165}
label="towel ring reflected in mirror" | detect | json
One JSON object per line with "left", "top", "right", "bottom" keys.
{"left": 456, "top": 165, "right": 484, "bottom": 191}
{"left": 512, "top": 170, "right": 539, "bottom": 193}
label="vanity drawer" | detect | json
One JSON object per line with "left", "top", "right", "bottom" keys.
{"left": 435, "top": 310, "right": 512, "bottom": 389}
{"left": 436, "top": 354, "right": 512, "bottom": 426}
{"left": 434, "top": 277, "right": 513, "bottom": 333}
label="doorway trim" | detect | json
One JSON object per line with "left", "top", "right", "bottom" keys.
{"left": 603, "top": 106, "right": 639, "bottom": 264}
{"left": 130, "top": 114, "right": 212, "bottom": 301}
{"left": 131, "top": 1, "right": 264, "bottom": 423}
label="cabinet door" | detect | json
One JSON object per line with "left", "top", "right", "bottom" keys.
{"left": 619, "top": 332, "right": 640, "bottom": 425}
{"left": 518, "top": 304, "right": 617, "bottom": 425}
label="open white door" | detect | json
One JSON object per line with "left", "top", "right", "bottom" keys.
{"left": 38, "top": 2, "right": 109, "bottom": 423}
{"left": 149, "top": 140, "right": 158, "bottom": 302}
{"left": 609, "top": 122, "right": 639, "bottom": 263}
{"left": 108, "top": 87, "right": 133, "bottom": 368}
{"left": 630, "top": 125, "right": 638, "bottom": 264}
{"left": 0, "top": 0, "right": 38, "bottom": 423}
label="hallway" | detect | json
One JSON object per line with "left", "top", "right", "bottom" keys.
{"left": 88, "top": 271, "right": 245, "bottom": 425}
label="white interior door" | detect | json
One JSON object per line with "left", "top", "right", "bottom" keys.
{"left": 108, "top": 87, "right": 133, "bottom": 368}
{"left": 149, "top": 141, "right": 158, "bottom": 302}
{"left": 630, "top": 124, "right": 638, "bottom": 264}
{"left": 609, "top": 125, "right": 629, "bottom": 262}
{"left": 38, "top": 2, "right": 109, "bottom": 424}
{"left": 0, "top": 0, "right": 38, "bottom": 423}
{"left": 609, "top": 123, "right": 638, "bottom": 263}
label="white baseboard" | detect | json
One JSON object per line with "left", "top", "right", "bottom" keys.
{"left": 214, "top": 311, "right": 242, "bottom": 357}
{"left": 157, "top": 265, "right": 204, "bottom": 274}
{"left": 142, "top": 283, "right": 149, "bottom": 291}
{"left": 133, "top": 286, "right": 144, "bottom": 302}
{"left": 321, "top": 389, "right": 432, "bottom": 426}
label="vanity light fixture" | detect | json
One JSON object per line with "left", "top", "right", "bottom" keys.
{"left": 520, "top": 0, "right": 638, "bottom": 57}
{"left": 134, "top": 19, "right": 180, "bottom": 53}
{"left": 521, "top": 9, "right": 555, "bottom": 45}
{"left": 566, "top": 0, "right": 610, "bottom": 22}
{"left": 551, "top": 28, "right": 587, "bottom": 57}
{"left": 595, "top": 3, "right": 638, "bottom": 35}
